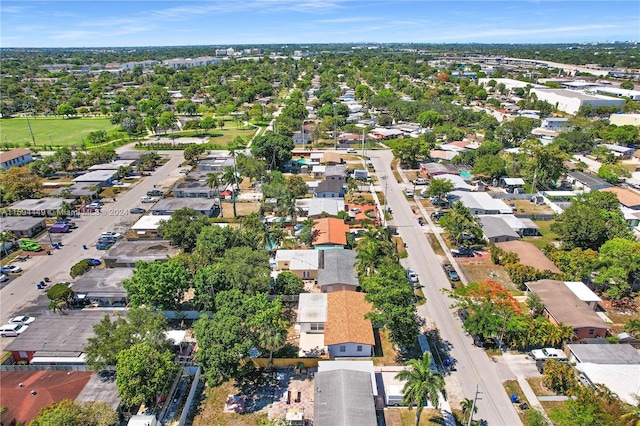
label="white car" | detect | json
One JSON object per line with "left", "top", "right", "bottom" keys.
{"left": 101, "top": 231, "right": 123, "bottom": 239}
{"left": 1, "top": 265, "right": 22, "bottom": 274}
{"left": 406, "top": 269, "right": 419, "bottom": 284}
{"left": 140, "top": 196, "right": 158, "bottom": 203}
{"left": 531, "top": 348, "right": 567, "bottom": 361}
{"left": 0, "top": 323, "right": 29, "bottom": 337}
{"left": 404, "top": 189, "right": 414, "bottom": 197}
{"left": 9, "top": 316, "right": 36, "bottom": 325}
{"left": 0, "top": 274, "right": 8, "bottom": 283}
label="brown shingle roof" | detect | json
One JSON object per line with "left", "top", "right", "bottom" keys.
{"left": 324, "top": 291, "right": 374, "bottom": 346}
{"left": 0, "top": 148, "right": 31, "bottom": 163}
{"left": 496, "top": 240, "right": 561, "bottom": 273}
{"left": 526, "top": 280, "right": 610, "bottom": 329}
{"left": 313, "top": 218, "right": 349, "bottom": 246}
{"left": 601, "top": 187, "right": 640, "bottom": 209}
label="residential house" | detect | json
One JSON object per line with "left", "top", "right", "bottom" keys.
{"left": 0, "top": 148, "right": 33, "bottom": 170}
{"left": 526, "top": 279, "right": 611, "bottom": 339}
{"left": 541, "top": 117, "right": 570, "bottom": 131}
{"left": 598, "top": 144, "right": 636, "bottom": 159}
{"left": 602, "top": 187, "right": 640, "bottom": 210}
{"left": 478, "top": 214, "right": 539, "bottom": 236}
{"left": 150, "top": 198, "right": 217, "bottom": 217}
{"left": 71, "top": 268, "right": 132, "bottom": 307}
{"left": 321, "top": 151, "right": 343, "bottom": 165}
{"left": 0, "top": 216, "right": 46, "bottom": 238}
{"left": 87, "top": 159, "right": 136, "bottom": 171}
{"left": 274, "top": 249, "right": 319, "bottom": 280}
{"left": 8, "top": 198, "right": 75, "bottom": 217}
{"left": 433, "top": 174, "right": 473, "bottom": 191}
{"left": 500, "top": 177, "right": 526, "bottom": 193}
{"left": 103, "top": 240, "right": 179, "bottom": 268}
{"left": 297, "top": 293, "right": 328, "bottom": 335}
{"left": 313, "top": 164, "right": 347, "bottom": 180}
{"left": 313, "top": 369, "right": 377, "bottom": 426}
{"left": 315, "top": 179, "right": 345, "bottom": 198}
{"left": 197, "top": 156, "right": 235, "bottom": 173}
{"left": 312, "top": 218, "right": 349, "bottom": 249}
{"left": 72, "top": 170, "right": 117, "bottom": 187}
{"left": 52, "top": 184, "right": 99, "bottom": 200}
{"left": 317, "top": 249, "right": 359, "bottom": 292}
{"left": 531, "top": 128, "right": 560, "bottom": 144}
{"left": 171, "top": 180, "right": 219, "bottom": 198}
{"left": 420, "top": 162, "right": 459, "bottom": 177}
{"left": 496, "top": 241, "right": 561, "bottom": 273}
{"left": 130, "top": 215, "right": 173, "bottom": 238}
{"left": 369, "top": 128, "right": 403, "bottom": 140}
{"left": 478, "top": 216, "right": 521, "bottom": 243}
{"left": 565, "top": 171, "right": 612, "bottom": 191}
{"left": 325, "top": 291, "right": 375, "bottom": 358}
{"left": 567, "top": 344, "right": 640, "bottom": 405}
{"left": 296, "top": 198, "right": 345, "bottom": 218}
{"left": 449, "top": 191, "right": 513, "bottom": 215}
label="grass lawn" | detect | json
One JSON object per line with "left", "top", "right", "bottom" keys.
{"left": 372, "top": 328, "right": 402, "bottom": 366}
{"left": 0, "top": 117, "right": 119, "bottom": 148}
{"left": 384, "top": 407, "right": 446, "bottom": 425}
{"left": 525, "top": 220, "right": 558, "bottom": 250}
{"left": 503, "top": 380, "right": 530, "bottom": 425}
{"left": 526, "top": 377, "right": 556, "bottom": 396}
{"left": 191, "top": 381, "right": 269, "bottom": 426}
{"left": 220, "top": 201, "right": 261, "bottom": 218}
{"left": 458, "top": 258, "right": 516, "bottom": 290}
{"left": 510, "top": 199, "right": 555, "bottom": 216}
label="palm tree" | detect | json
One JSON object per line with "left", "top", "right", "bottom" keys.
{"left": 461, "top": 398, "right": 477, "bottom": 424}
{"left": 395, "top": 352, "right": 447, "bottom": 426}
{"left": 206, "top": 172, "right": 221, "bottom": 199}
{"left": 0, "top": 231, "right": 15, "bottom": 259}
{"left": 276, "top": 195, "right": 303, "bottom": 232}
{"left": 258, "top": 325, "right": 288, "bottom": 367}
{"left": 621, "top": 396, "right": 640, "bottom": 426}
{"left": 222, "top": 167, "right": 237, "bottom": 217}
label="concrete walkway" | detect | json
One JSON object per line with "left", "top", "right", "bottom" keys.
{"left": 501, "top": 351, "right": 552, "bottom": 423}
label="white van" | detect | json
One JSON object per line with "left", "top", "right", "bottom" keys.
{"left": 0, "top": 323, "right": 29, "bottom": 337}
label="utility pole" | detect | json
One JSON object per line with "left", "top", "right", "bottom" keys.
{"left": 25, "top": 109, "right": 37, "bottom": 148}
{"left": 467, "top": 385, "right": 483, "bottom": 426}
{"left": 361, "top": 128, "right": 365, "bottom": 157}
{"left": 332, "top": 102, "right": 337, "bottom": 150}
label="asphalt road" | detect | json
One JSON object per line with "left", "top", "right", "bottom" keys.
{"left": 0, "top": 151, "right": 184, "bottom": 351}
{"left": 369, "top": 150, "right": 522, "bottom": 426}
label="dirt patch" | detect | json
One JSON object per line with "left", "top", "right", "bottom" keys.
{"left": 526, "top": 377, "right": 556, "bottom": 397}
{"left": 191, "top": 381, "right": 269, "bottom": 426}
{"left": 457, "top": 256, "right": 516, "bottom": 289}
{"left": 373, "top": 328, "right": 401, "bottom": 366}
{"left": 510, "top": 199, "right": 555, "bottom": 215}
{"left": 385, "top": 407, "right": 445, "bottom": 425}
{"left": 219, "top": 201, "right": 260, "bottom": 218}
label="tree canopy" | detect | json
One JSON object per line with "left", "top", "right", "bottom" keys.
{"left": 157, "top": 207, "right": 211, "bottom": 252}
{"left": 123, "top": 260, "right": 190, "bottom": 310}
{"left": 29, "top": 400, "right": 118, "bottom": 426}
{"left": 250, "top": 133, "right": 295, "bottom": 170}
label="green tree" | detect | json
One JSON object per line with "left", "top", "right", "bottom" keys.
{"left": 552, "top": 191, "right": 633, "bottom": 250}
{"left": 56, "top": 103, "right": 76, "bottom": 118}
{"left": 46, "top": 282, "right": 75, "bottom": 313}
{"left": 193, "top": 225, "right": 243, "bottom": 265}
{"left": 395, "top": 352, "right": 447, "bottom": 426}
{"left": 424, "top": 178, "right": 454, "bottom": 202}
{"left": 29, "top": 400, "right": 118, "bottom": 426}
{"left": 595, "top": 238, "right": 640, "bottom": 300}
{"left": 620, "top": 81, "right": 635, "bottom": 90}
{"left": 417, "top": 110, "right": 444, "bottom": 128}
{"left": 392, "top": 137, "right": 433, "bottom": 168}
{"left": 157, "top": 207, "right": 210, "bottom": 252}
{"left": 84, "top": 307, "right": 170, "bottom": 371}
{"left": 158, "top": 111, "right": 177, "bottom": 134}
{"left": 53, "top": 147, "right": 73, "bottom": 173}
{"left": 472, "top": 154, "right": 506, "bottom": 179}
{"left": 123, "top": 260, "right": 189, "bottom": 310}
{"left": 0, "top": 166, "right": 43, "bottom": 202}
{"left": 274, "top": 271, "right": 304, "bottom": 295}
{"left": 116, "top": 342, "right": 178, "bottom": 408}
{"left": 200, "top": 116, "right": 217, "bottom": 135}
{"left": 597, "top": 163, "right": 631, "bottom": 184}
{"left": 250, "top": 133, "right": 294, "bottom": 171}
{"left": 542, "top": 359, "right": 579, "bottom": 394}
{"left": 461, "top": 397, "right": 478, "bottom": 425}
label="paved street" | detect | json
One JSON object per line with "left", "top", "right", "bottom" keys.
{"left": 0, "top": 150, "right": 184, "bottom": 352}
{"left": 369, "top": 150, "right": 522, "bottom": 425}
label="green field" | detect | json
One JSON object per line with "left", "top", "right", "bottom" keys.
{"left": 0, "top": 117, "right": 120, "bottom": 149}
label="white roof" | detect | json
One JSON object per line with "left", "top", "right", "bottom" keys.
{"left": 371, "top": 128, "right": 403, "bottom": 136}
{"left": 296, "top": 198, "right": 345, "bottom": 216}
{"left": 131, "top": 215, "right": 172, "bottom": 231}
{"left": 436, "top": 174, "right": 473, "bottom": 191}
{"left": 297, "top": 293, "right": 327, "bottom": 323}
{"left": 318, "top": 360, "right": 377, "bottom": 396}
{"left": 275, "top": 249, "right": 319, "bottom": 270}
{"left": 73, "top": 169, "right": 116, "bottom": 182}
{"left": 478, "top": 214, "right": 538, "bottom": 232}
{"left": 576, "top": 362, "right": 640, "bottom": 405}
{"left": 502, "top": 177, "right": 525, "bottom": 186}
{"left": 450, "top": 191, "right": 513, "bottom": 214}
{"left": 563, "top": 281, "right": 602, "bottom": 303}
{"left": 312, "top": 165, "right": 326, "bottom": 173}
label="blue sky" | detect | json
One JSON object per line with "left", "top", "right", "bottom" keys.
{"left": 1, "top": 1, "right": 638, "bottom": 48}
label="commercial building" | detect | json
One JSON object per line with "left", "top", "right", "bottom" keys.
{"left": 530, "top": 88, "right": 626, "bottom": 115}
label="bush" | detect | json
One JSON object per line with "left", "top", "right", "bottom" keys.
{"left": 70, "top": 259, "right": 93, "bottom": 278}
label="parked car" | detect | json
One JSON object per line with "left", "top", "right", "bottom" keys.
{"left": 443, "top": 264, "right": 460, "bottom": 281}
{"left": 18, "top": 239, "right": 41, "bottom": 251}
{"left": 404, "top": 189, "right": 414, "bottom": 197}
{"left": 49, "top": 223, "right": 69, "bottom": 233}
{"left": 140, "top": 196, "right": 158, "bottom": 203}
{"left": 8, "top": 316, "right": 36, "bottom": 325}
{"left": 129, "top": 207, "right": 146, "bottom": 214}
{"left": 98, "top": 237, "right": 116, "bottom": 244}
{"left": 412, "top": 178, "right": 429, "bottom": 185}
{"left": 0, "top": 274, "right": 8, "bottom": 283}
{"left": 96, "top": 242, "right": 112, "bottom": 250}
{"left": 179, "top": 168, "right": 190, "bottom": 174}
{"left": 1, "top": 265, "right": 22, "bottom": 274}
{"left": 146, "top": 189, "right": 164, "bottom": 197}
{"left": 406, "top": 269, "right": 419, "bottom": 284}
{"left": 80, "top": 205, "right": 100, "bottom": 212}
{"left": 531, "top": 348, "right": 567, "bottom": 361}
{"left": 84, "top": 258, "right": 102, "bottom": 266}
{"left": 452, "top": 247, "right": 474, "bottom": 257}
{"left": 101, "top": 231, "right": 122, "bottom": 239}
{"left": 0, "top": 323, "right": 29, "bottom": 337}
{"left": 431, "top": 211, "right": 447, "bottom": 221}
{"left": 346, "top": 148, "right": 357, "bottom": 154}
